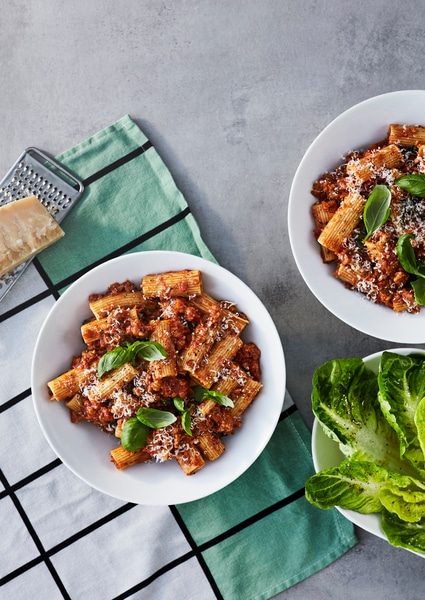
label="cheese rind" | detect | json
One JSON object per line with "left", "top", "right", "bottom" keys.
{"left": 0, "top": 195, "right": 64, "bottom": 277}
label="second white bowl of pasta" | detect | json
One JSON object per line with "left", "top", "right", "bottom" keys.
{"left": 288, "top": 89, "right": 425, "bottom": 343}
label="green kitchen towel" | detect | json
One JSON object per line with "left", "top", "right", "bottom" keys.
{"left": 37, "top": 115, "right": 357, "bottom": 599}
{"left": 39, "top": 115, "right": 215, "bottom": 285}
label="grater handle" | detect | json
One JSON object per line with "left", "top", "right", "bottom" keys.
{"left": 25, "top": 147, "right": 85, "bottom": 195}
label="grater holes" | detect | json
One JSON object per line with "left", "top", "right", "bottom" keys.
{"left": 22, "top": 168, "right": 34, "bottom": 182}
{"left": 1, "top": 153, "right": 82, "bottom": 222}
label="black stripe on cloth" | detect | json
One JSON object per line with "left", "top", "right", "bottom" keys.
{"left": 33, "top": 260, "right": 62, "bottom": 301}
{"left": 81, "top": 140, "right": 153, "bottom": 187}
{"left": 0, "top": 468, "right": 72, "bottom": 598}
{"left": 0, "top": 501, "right": 137, "bottom": 589}
{"left": 47, "top": 503, "right": 136, "bottom": 555}
{"left": 1, "top": 556, "right": 46, "bottom": 588}
{"left": 0, "top": 388, "right": 31, "bottom": 413}
{"left": 279, "top": 403, "right": 297, "bottom": 421}
{"left": 110, "top": 549, "right": 203, "bottom": 600}
{"left": 48, "top": 205, "right": 192, "bottom": 290}
{"left": 169, "top": 505, "right": 225, "bottom": 600}
{"left": 196, "top": 487, "right": 306, "bottom": 552}
{"left": 0, "top": 459, "right": 62, "bottom": 500}
{"left": 0, "top": 288, "right": 53, "bottom": 324}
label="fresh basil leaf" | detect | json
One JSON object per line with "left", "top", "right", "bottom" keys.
{"left": 173, "top": 397, "right": 193, "bottom": 435}
{"left": 181, "top": 409, "right": 193, "bottom": 436}
{"left": 395, "top": 234, "right": 425, "bottom": 306}
{"left": 97, "top": 346, "right": 131, "bottom": 378}
{"left": 136, "top": 407, "right": 177, "bottom": 428}
{"left": 363, "top": 185, "right": 391, "bottom": 242}
{"left": 192, "top": 385, "right": 234, "bottom": 408}
{"left": 97, "top": 340, "right": 166, "bottom": 378}
{"left": 201, "top": 389, "right": 234, "bottom": 408}
{"left": 121, "top": 417, "right": 150, "bottom": 452}
{"left": 396, "top": 233, "right": 420, "bottom": 275}
{"left": 192, "top": 385, "right": 206, "bottom": 403}
{"left": 395, "top": 173, "right": 425, "bottom": 198}
{"left": 130, "top": 341, "right": 167, "bottom": 362}
{"left": 173, "top": 397, "right": 185, "bottom": 412}
{"left": 411, "top": 278, "right": 425, "bottom": 306}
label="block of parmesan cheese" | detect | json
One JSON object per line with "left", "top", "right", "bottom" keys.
{"left": 0, "top": 195, "right": 64, "bottom": 278}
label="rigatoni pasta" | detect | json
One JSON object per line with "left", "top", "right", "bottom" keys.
{"left": 311, "top": 123, "right": 425, "bottom": 313}
{"left": 47, "top": 269, "right": 262, "bottom": 475}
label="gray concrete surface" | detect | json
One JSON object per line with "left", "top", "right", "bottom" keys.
{"left": 3, "top": 1, "right": 425, "bottom": 598}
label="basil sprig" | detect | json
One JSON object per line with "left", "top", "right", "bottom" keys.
{"left": 396, "top": 233, "right": 425, "bottom": 305}
{"left": 97, "top": 340, "right": 166, "bottom": 378}
{"left": 396, "top": 234, "right": 425, "bottom": 276}
{"left": 121, "top": 407, "right": 177, "bottom": 452}
{"left": 395, "top": 173, "right": 425, "bottom": 198}
{"left": 362, "top": 185, "right": 391, "bottom": 242}
{"left": 172, "top": 388, "right": 234, "bottom": 437}
{"left": 173, "top": 397, "right": 193, "bottom": 436}
{"left": 193, "top": 385, "right": 234, "bottom": 408}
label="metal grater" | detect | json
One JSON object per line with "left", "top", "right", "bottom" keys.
{"left": 0, "top": 147, "right": 84, "bottom": 302}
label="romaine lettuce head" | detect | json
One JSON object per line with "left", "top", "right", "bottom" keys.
{"left": 378, "top": 352, "right": 425, "bottom": 473}
{"left": 312, "top": 358, "right": 404, "bottom": 471}
{"left": 309, "top": 351, "right": 425, "bottom": 554}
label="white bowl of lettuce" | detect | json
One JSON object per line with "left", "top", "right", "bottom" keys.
{"left": 309, "top": 347, "right": 425, "bottom": 556}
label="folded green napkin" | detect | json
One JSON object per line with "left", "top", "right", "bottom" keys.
{"left": 38, "top": 115, "right": 357, "bottom": 599}
{"left": 39, "top": 115, "right": 215, "bottom": 286}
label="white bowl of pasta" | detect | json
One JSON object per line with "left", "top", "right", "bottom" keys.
{"left": 288, "top": 89, "right": 425, "bottom": 343}
{"left": 31, "top": 251, "right": 286, "bottom": 504}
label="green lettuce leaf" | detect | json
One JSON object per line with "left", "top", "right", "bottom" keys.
{"left": 379, "top": 474, "right": 425, "bottom": 523}
{"left": 382, "top": 509, "right": 425, "bottom": 554}
{"left": 312, "top": 358, "right": 404, "bottom": 471}
{"left": 378, "top": 352, "right": 425, "bottom": 473}
{"left": 414, "top": 396, "right": 425, "bottom": 460}
{"left": 306, "top": 460, "right": 425, "bottom": 524}
{"left": 305, "top": 460, "right": 386, "bottom": 513}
